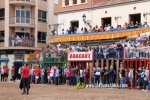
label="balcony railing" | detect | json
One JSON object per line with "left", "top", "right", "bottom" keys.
{"left": 9, "top": 17, "right": 35, "bottom": 25}
{"left": 9, "top": 0, "right": 35, "bottom": 3}
{"left": 50, "top": 28, "right": 149, "bottom": 38}
{"left": 124, "top": 47, "right": 150, "bottom": 59}
{"left": 9, "top": 37, "right": 35, "bottom": 47}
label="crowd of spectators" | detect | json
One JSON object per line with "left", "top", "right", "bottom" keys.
{"left": 55, "top": 21, "right": 149, "bottom": 35}
{"left": 9, "top": 35, "right": 35, "bottom": 47}
{"left": 44, "top": 33, "right": 150, "bottom": 60}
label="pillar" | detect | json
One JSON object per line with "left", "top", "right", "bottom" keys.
{"left": 101, "top": 59, "right": 104, "bottom": 68}
{"left": 111, "top": 59, "right": 114, "bottom": 67}
{"left": 106, "top": 59, "right": 109, "bottom": 68}
{"left": 95, "top": 60, "right": 99, "bottom": 67}
{"left": 89, "top": 62, "right": 92, "bottom": 84}
{"left": 116, "top": 60, "right": 119, "bottom": 84}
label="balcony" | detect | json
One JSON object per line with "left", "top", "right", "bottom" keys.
{"left": 9, "top": 0, "right": 35, "bottom": 6}
{"left": 124, "top": 47, "right": 150, "bottom": 60}
{"left": 9, "top": 17, "right": 35, "bottom": 28}
{"left": 49, "top": 27, "right": 150, "bottom": 43}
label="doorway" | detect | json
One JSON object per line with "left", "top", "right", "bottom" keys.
{"left": 70, "top": 21, "right": 79, "bottom": 33}
{"left": 129, "top": 13, "right": 141, "bottom": 25}
{"left": 16, "top": 32, "right": 30, "bottom": 37}
{"left": 14, "top": 62, "right": 23, "bottom": 79}
{"left": 101, "top": 17, "right": 111, "bottom": 27}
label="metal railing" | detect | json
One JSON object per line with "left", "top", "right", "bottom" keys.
{"left": 50, "top": 27, "right": 149, "bottom": 38}
{"left": 43, "top": 51, "right": 66, "bottom": 62}
{"left": 9, "top": 17, "right": 35, "bottom": 25}
{"left": 9, "top": 0, "right": 35, "bottom": 3}
{"left": 124, "top": 47, "right": 150, "bottom": 59}
{"left": 9, "top": 38, "right": 35, "bottom": 47}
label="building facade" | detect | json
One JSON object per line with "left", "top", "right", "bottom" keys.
{"left": 57, "top": 0, "right": 150, "bottom": 35}
{"left": 0, "top": 0, "right": 57, "bottom": 79}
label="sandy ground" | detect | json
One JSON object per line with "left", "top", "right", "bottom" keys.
{"left": 0, "top": 82, "right": 150, "bottom": 100}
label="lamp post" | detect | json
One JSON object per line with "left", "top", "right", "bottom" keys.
{"left": 82, "top": 14, "right": 91, "bottom": 26}
{"left": 143, "top": 13, "right": 150, "bottom": 22}
{"left": 114, "top": 16, "right": 121, "bottom": 26}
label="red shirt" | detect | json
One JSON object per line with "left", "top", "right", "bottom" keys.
{"left": 11, "top": 68, "right": 15, "bottom": 73}
{"left": 54, "top": 68, "right": 56, "bottom": 75}
{"left": 34, "top": 68, "right": 40, "bottom": 76}
{"left": 47, "top": 69, "right": 51, "bottom": 76}
{"left": 22, "top": 66, "right": 30, "bottom": 78}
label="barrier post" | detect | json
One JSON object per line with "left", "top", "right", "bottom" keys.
{"left": 116, "top": 60, "right": 119, "bottom": 84}
{"left": 89, "top": 62, "right": 92, "bottom": 84}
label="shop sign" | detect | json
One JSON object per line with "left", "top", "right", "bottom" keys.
{"left": 68, "top": 51, "right": 93, "bottom": 61}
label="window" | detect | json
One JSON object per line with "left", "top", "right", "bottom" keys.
{"left": 73, "top": 0, "right": 77, "bottom": 4}
{"left": 16, "top": 10, "right": 30, "bottom": 23}
{"left": 38, "top": 10, "right": 47, "bottom": 22}
{"left": 65, "top": 0, "right": 69, "bottom": 6}
{"left": 0, "top": 9, "right": 5, "bottom": 20}
{"left": 81, "top": 0, "right": 86, "bottom": 3}
{"left": 0, "top": 31, "right": 4, "bottom": 42}
{"left": 38, "top": 32, "right": 46, "bottom": 43}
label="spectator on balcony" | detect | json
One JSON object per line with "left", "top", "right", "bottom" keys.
{"left": 92, "top": 27, "right": 96, "bottom": 32}
{"left": 130, "top": 21, "right": 134, "bottom": 28}
{"left": 126, "top": 24, "right": 131, "bottom": 29}
{"left": 109, "top": 26, "right": 115, "bottom": 32}
{"left": 134, "top": 21, "right": 139, "bottom": 28}
{"left": 80, "top": 28, "right": 84, "bottom": 34}
{"left": 99, "top": 26, "right": 104, "bottom": 32}
{"left": 138, "top": 23, "right": 143, "bottom": 28}
{"left": 62, "top": 29, "right": 65, "bottom": 34}
{"left": 106, "top": 24, "right": 111, "bottom": 32}
{"left": 65, "top": 29, "right": 69, "bottom": 34}
{"left": 89, "top": 25, "right": 93, "bottom": 33}
{"left": 98, "top": 44, "right": 103, "bottom": 59}
{"left": 73, "top": 27, "right": 77, "bottom": 34}
{"left": 76, "top": 27, "right": 80, "bottom": 34}
{"left": 84, "top": 27, "right": 88, "bottom": 34}
{"left": 143, "top": 22, "right": 149, "bottom": 28}
{"left": 123, "top": 22, "right": 128, "bottom": 30}
{"left": 104, "top": 24, "right": 107, "bottom": 32}
{"left": 95, "top": 25, "right": 99, "bottom": 32}
{"left": 117, "top": 42, "right": 123, "bottom": 58}
{"left": 68, "top": 27, "right": 72, "bottom": 34}
{"left": 10, "top": 35, "right": 15, "bottom": 47}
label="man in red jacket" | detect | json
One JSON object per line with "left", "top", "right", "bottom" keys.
{"left": 21, "top": 64, "right": 30, "bottom": 94}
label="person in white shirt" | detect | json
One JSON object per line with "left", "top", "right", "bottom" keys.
{"left": 41, "top": 67, "right": 45, "bottom": 84}
{"left": 128, "top": 68, "right": 133, "bottom": 89}
{"left": 30, "top": 67, "right": 34, "bottom": 83}
{"left": 50, "top": 67, "right": 54, "bottom": 84}
{"left": 145, "top": 67, "right": 149, "bottom": 78}
{"left": 1, "top": 66, "right": 4, "bottom": 82}
{"left": 79, "top": 68, "right": 83, "bottom": 83}
{"left": 142, "top": 68, "right": 149, "bottom": 92}
{"left": 55, "top": 68, "right": 59, "bottom": 85}
{"left": 18, "top": 66, "right": 22, "bottom": 79}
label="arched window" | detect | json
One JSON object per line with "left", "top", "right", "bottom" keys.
{"left": 73, "top": 0, "right": 77, "bottom": 4}
{"left": 65, "top": 0, "right": 69, "bottom": 6}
